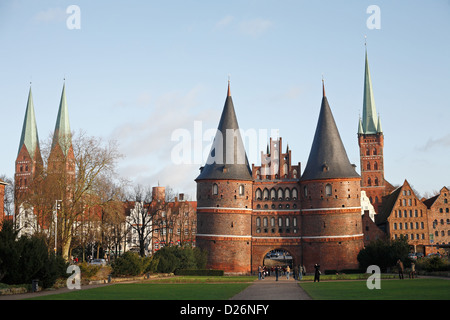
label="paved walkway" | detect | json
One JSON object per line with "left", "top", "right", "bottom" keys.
{"left": 230, "top": 276, "right": 312, "bottom": 300}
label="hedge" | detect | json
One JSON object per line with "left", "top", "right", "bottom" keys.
{"left": 174, "top": 269, "right": 224, "bottom": 276}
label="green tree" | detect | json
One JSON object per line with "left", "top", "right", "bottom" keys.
{"left": 357, "top": 236, "right": 410, "bottom": 272}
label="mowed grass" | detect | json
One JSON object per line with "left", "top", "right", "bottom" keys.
{"left": 27, "top": 276, "right": 255, "bottom": 300}
{"left": 299, "top": 278, "right": 450, "bottom": 300}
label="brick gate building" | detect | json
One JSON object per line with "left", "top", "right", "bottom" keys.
{"left": 195, "top": 80, "right": 364, "bottom": 274}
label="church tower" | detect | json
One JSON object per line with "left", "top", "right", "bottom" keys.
{"left": 195, "top": 81, "right": 253, "bottom": 274}
{"left": 48, "top": 83, "right": 75, "bottom": 178}
{"left": 300, "top": 81, "right": 363, "bottom": 271}
{"left": 358, "top": 45, "right": 389, "bottom": 213}
{"left": 15, "top": 86, "right": 43, "bottom": 196}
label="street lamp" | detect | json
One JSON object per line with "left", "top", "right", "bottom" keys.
{"left": 54, "top": 200, "right": 62, "bottom": 254}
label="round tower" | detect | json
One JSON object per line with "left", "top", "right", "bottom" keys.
{"left": 195, "top": 81, "right": 253, "bottom": 274}
{"left": 300, "top": 82, "right": 364, "bottom": 272}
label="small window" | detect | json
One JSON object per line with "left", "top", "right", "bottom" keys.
{"left": 239, "top": 185, "right": 244, "bottom": 195}
{"left": 212, "top": 183, "right": 218, "bottom": 195}
{"left": 325, "top": 184, "right": 332, "bottom": 196}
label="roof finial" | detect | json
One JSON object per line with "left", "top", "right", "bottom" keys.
{"left": 322, "top": 74, "right": 326, "bottom": 97}
{"left": 227, "top": 74, "right": 231, "bottom": 97}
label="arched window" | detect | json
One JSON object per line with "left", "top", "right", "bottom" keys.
{"left": 374, "top": 162, "right": 378, "bottom": 170}
{"left": 375, "top": 178, "right": 379, "bottom": 186}
{"left": 278, "top": 188, "right": 283, "bottom": 200}
{"left": 292, "top": 188, "right": 298, "bottom": 200}
{"left": 367, "top": 178, "right": 372, "bottom": 186}
{"left": 367, "top": 162, "right": 371, "bottom": 170}
{"left": 373, "top": 148, "right": 377, "bottom": 155}
{"left": 255, "top": 188, "right": 262, "bottom": 200}
{"left": 212, "top": 183, "right": 218, "bottom": 195}
{"left": 293, "top": 169, "right": 297, "bottom": 179}
{"left": 270, "top": 188, "right": 276, "bottom": 200}
{"left": 270, "top": 217, "right": 275, "bottom": 227}
{"left": 285, "top": 188, "right": 290, "bottom": 200}
{"left": 263, "top": 217, "right": 268, "bottom": 227}
{"left": 263, "top": 188, "right": 269, "bottom": 200}
{"left": 325, "top": 184, "right": 332, "bottom": 196}
{"left": 256, "top": 169, "right": 260, "bottom": 180}
{"left": 303, "top": 186, "right": 308, "bottom": 197}
{"left": 256, "top": 217, "right": 261, "bottom": 227}
{"left": 283, "top": 163, "right": 288, "bottom": 176}
{"left": 239, "top": 185, "right": 244, "bottom": 195}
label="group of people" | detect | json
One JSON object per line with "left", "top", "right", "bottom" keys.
{"left": 258, "top": 265, "right": 309, "bottom": 281}
{"left": 396, "top": 259, "right": 416, "bottom": 279}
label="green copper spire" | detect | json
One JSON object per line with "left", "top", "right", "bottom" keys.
{"left": 361, "top": 46, "right": 380, "bottom": 134}
{"left": 52, "top": 83, "right": 72, "bottom": 156}
{"left": 18, "top": 87, "right": 40, "bottom": 160}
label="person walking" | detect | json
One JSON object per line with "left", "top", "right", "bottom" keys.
{"left": 298, "top": 265, "right": 303, "bottom": 281}
{"left": 314, "top": 264, "right": 321, "bottom": 282}
{"left": 410, "top": 262, "right": 416, "bottom": 279}
{"left": 286, "top": 266, "right": 290, "bottom": 280}
{"left": 396, "top": 259, "right": 404, "bottom": 279}
{"left": 275, "top": 266, "right": 279, "bottom": 281}
{"left": 258, "top": 266, "right": 262, "bottom": 280}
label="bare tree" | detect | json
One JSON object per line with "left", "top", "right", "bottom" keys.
{"left": 22, "top": 130, "right": 123, "bottom": 261}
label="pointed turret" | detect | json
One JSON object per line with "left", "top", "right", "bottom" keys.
{"left": 51, "top": 83, "right": 72, "bottom": 156}
{"left": 196, "top": 81, "right": 252, "bottom": 181}
{"left": 301, "top": 82, "right": 359, "bottom": 181}
{"left": 361, "top": 46, "right": 380, "bottom": 134}
{"left": 18, "top": 87, "right": 40, "bottom": 160}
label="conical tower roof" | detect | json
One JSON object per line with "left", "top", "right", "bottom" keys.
{"left": 51, "top": 83, "right": 72, "bottom": 156}
{"left": 18, "top": 87, "right": 40, "bottom": 160}
{"left": 196, "top": 81, "right": 252, "bottom": 181}
{"left": 301, "top": 82, "right": 359, "bottom": 181}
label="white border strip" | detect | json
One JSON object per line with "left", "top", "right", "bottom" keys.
{"left": 302, "top": 207, "right": 361, "bottom": 212}
{"left": 197, "top": 207, "right": 253, "bottom": 211}
{"left": 196, "top": 234, "right": 252, "bottom": 238}
{"left": 196, "top": 233, "right": 364, "bottom": 240}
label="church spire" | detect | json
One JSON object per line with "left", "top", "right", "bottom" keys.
{"left": 18, "top": 86, "right": 40, "bottom": 160}
{"left": 52, "top": 82, "right": 72, "bottom": 156}
{"left": 361, "top": 43, "right": 380, "bottom": 134}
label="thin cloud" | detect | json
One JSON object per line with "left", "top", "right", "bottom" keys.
{"left": 215, "top": 15, "right": 234, "bottom": 29}
{"left": 418, "top": 134, "right": 450, "bottom": 151}
{"left": 33, "top": 7, "right": 66, "bottom": 23}
{"left": 239, "top": 18, "right": 273, "bottom": 37}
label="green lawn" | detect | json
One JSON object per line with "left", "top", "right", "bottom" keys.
{"left": 299, "top": 278, "right": 450, "bottom": 300}
{"left": 27, "top": 276, "right": 255, "bottom": 300}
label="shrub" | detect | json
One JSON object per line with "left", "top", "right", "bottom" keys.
{"left": 0, "top": 220, "right": 65, "bottom": 288}
{"left": 153, "top": 246, "right": 208, "bottom": 273}
{"left": 79, "top": 262, "right": 101, "bottom": 278}
{"left": 357, "top": 237, "right": 410, "bottom": 272}
{"left": 415, "top": 256, "right": 450, "bottom": 272}
{"left": 174, "top": 269, "right": 224, "bottom": 276}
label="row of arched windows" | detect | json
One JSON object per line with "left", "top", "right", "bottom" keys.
{"left": 255, "top": 187, "right": 298, "bottom": 201}
{"left": 256, "top": 216, "right": 298, "bottom": 228}
{"left": 366, "top": 177, "right": 380, "bottom": 186}
{"left": 364, "top": 148, "right": 379, "bottom": 156}
{"left": 365, "top": 161, "right": 379, "bottom": 170}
